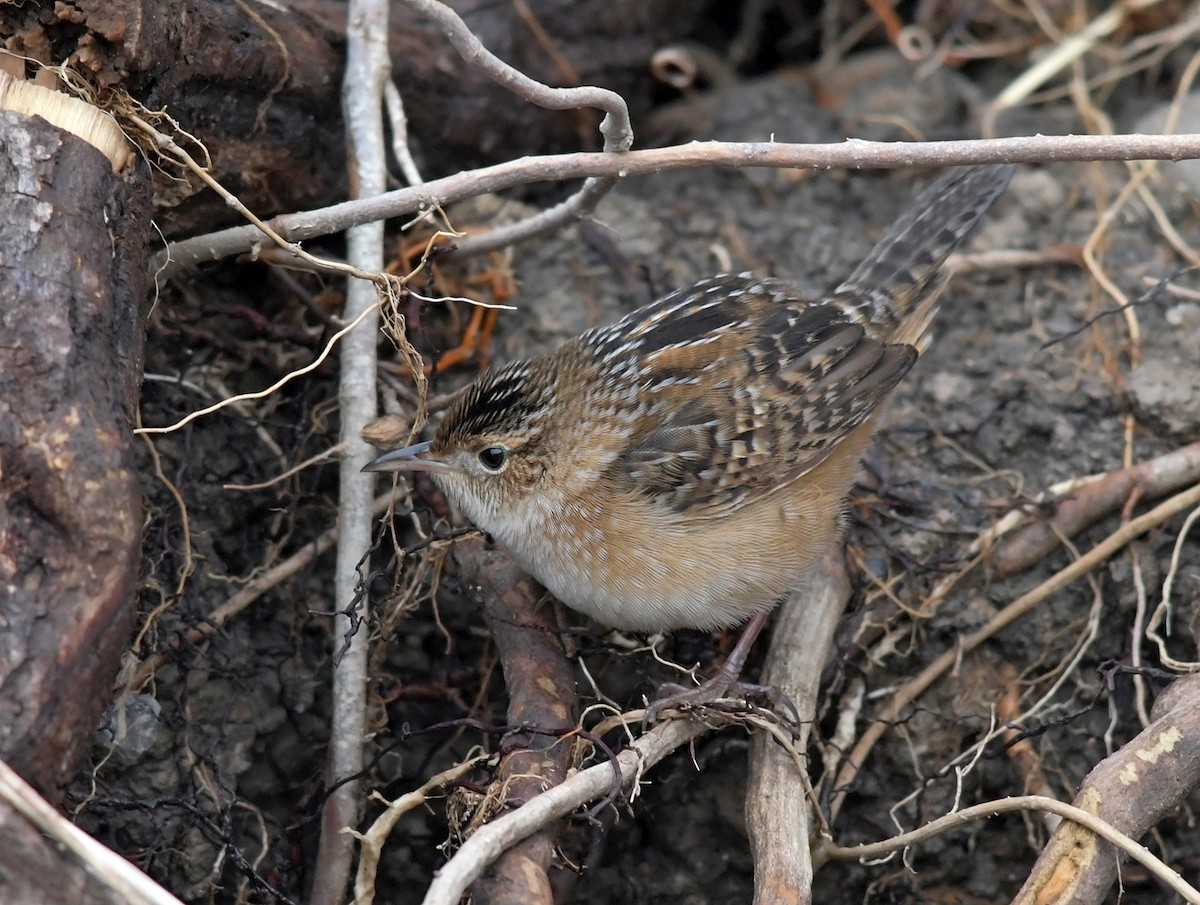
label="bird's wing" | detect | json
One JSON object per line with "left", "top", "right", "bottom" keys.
{"left": 598, "top": 275, "right": 916, "bottom": 519}
{"left": 598, "top": 166, "right": 1015, "bottom": 519}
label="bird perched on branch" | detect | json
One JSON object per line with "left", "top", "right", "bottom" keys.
{"left": 366, "top": 164, "right": 1015, "bottom": 705}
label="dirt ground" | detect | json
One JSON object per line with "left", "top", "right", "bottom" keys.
{"left": 69, "top": 24, "right": 1200, "bottom": 905}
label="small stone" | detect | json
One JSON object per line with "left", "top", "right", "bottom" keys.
{"left": 1127, "top": 359, "right": 1200, "bottom": 437}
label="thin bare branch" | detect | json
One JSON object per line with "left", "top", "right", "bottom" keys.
{"left": 382, "top": 80, "right": 423, "bottom": 187}
{"left": 154, "top": 132, "right": 1200, "bottom": 278}
{"left": 309, "top": 0, "right": 390, "bottom": 900}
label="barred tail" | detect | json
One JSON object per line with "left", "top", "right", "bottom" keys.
{"left": 830, "top": 164, "right": 1015, "bottom": 347}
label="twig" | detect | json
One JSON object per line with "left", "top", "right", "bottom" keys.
{"left": 817, "top": 795, "right": 1199, "bottom": 903}
{"left": 1146, "top": 502, "right": 1200, "bottom": 670}
{"left": 133, "top": 424, "right": 194, "bottom": 653}
{"left": 309, "top": 0, "right": 390, "bottom": 900}
{"left": 382, "top": 80, "right": 423, "bottom": 187}
{"left": 1081, "top": 163, "right": 1147, "bottom": 348}
{"left": 994, "top": 664, "right": 1058, "bottom": 830}
{"left": 135, "top": 302, "right": 378, "bottom": 435}
{"left": 223, "top": 441, "right": 347, "bottom": 492}
{"left": 153, "top": 132, "right": 1200, "bottom": 277}
{"left": 949, "top": 245, "right": 1082, "bottom": 274}
{"left": 128, "top": 112, "right": 395, "bottom": 288}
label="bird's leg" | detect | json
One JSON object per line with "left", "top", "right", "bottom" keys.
{"left": 645, "top": 609, "right": 771, "bottom": 723}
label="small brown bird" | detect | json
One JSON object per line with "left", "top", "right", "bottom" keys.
{"left": 366, "top": 166, "right": 1013, "bottom": 647}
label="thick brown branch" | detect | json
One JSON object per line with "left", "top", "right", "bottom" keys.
{"left": 989, "top": 441, "right": 1200, "bottom": 579}
{"left": 457, "top": 537, "right": 577, "bottom": 905}
{"left": 1011, "top": 672, "right": 1200, "bottom": 905}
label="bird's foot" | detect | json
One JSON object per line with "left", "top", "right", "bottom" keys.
{"left": 643, "top": 610, "right": 772, "bottom": 724}
{"left": 645, "top": 677, "right": 797, "bottom": 725}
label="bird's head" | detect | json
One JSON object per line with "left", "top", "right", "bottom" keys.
{"left": 362, "top": 360, "right": 563, "bottom": 537}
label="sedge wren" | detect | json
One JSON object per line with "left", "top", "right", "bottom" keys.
{"left": 366, "top": 165, "right": 1014, "bottom": 639}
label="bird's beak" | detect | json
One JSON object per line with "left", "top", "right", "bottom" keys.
{"left": 361, "top": 441, "right": 454, "bottom": 474}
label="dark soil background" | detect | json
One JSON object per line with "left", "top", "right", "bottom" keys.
{"left": 41, "top": 3, "right": 1200, "bottom": 904}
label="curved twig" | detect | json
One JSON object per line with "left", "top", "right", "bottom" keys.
{"left": 398, "top": 0, "right": 630, "bottom": 150}
{"left": 817, "top": 795, "right": 1200, "bottom": 903}
{"left": 397, "top": 0, "right": 630, "bottom": 258}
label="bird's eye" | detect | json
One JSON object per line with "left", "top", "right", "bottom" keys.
{"left": 477, "top": 446, "right": 508, "bottom": 471}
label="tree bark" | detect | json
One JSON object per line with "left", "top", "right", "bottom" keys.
{"left": 0, "top": 108, "right": 149, "bottom": 799}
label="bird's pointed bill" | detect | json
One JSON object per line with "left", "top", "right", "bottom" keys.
{"left": 362, "top": 441, "right": 453, "bottom": 474}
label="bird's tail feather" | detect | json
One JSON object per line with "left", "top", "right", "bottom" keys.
{"left": 830, "top": 164, "right": 1016, "bottom": 348}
